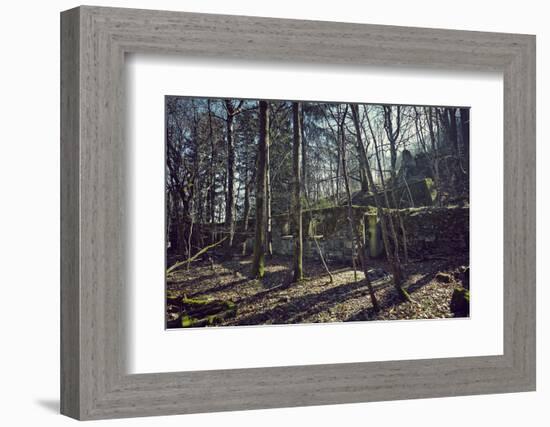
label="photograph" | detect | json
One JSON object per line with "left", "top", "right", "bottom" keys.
{"left": 165, "top": 97, "right": 470, "bottom": 329}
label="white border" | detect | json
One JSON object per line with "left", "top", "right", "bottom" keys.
{"left": 126, "top": 54, "right": 503, "bottom": 374}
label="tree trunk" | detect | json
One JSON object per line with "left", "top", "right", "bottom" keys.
{"left": 447, "top": 107, "right": 464, "bottom": 195}
{"left": 335, "top": 138, "right": 341, "bottom": 204}
{"left": 266, "top": 134, "right": 273, "bottom": 256}
{"left": 381, "top": 105, "right": 409, "bottom": 262}
{"left": 448, "top": 107, "right": 459, "bottom": 156}
{"left": 373, "top": 129, "right": 409, "bottom": 266}
{"left": 301, "top": 106, "right": 308, "bottom": 199}
{"left": 207, "top": 101, "right": 216, "bottom": 226}
{"left": 426, "top": 107, "right": 442, "bottom": 206}
{"left": 292, "top": 102, "right": 304, "bottom": 282}
{"left": 383, "top": 106, "right": 400, "bottom": 183}
{"left": 225, "top": 109, "right": 235, "bottom": 250}
{"left": 340, "top": 106, "right": 379, "bottom": 310}
{"left": 251, "top": 101, "right": 269, "bottom": 278}
{"left": 365, "top": 110, "right": 410, "bottom": 301}
{"left": 350, "top": 104, "right": 370, "bottom": 192}
{"left": 460, "top": 107, "right": 470, "bottom": 181}
{"left": 241, "top": 153, "right": 251, "bottom": 256}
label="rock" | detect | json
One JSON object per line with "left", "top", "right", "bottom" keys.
{"left": 450, "top": 287, "right": 470, "bottom": 316}
{"left": 435, "top": 272, "right": 452, "bottom": 283}
{"left": 367, "top": 268, "right": 390, "bottom": 281}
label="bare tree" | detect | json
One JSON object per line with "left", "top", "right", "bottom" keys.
{"left": 340, "top": 105, "right": 380, "bottom": 310}
{"left": 251, "top": 101, "right": 269, "bottom": 278}
{"left": 223, "top": 99, "right": 244, "bottom": 252}
{"left": 365, "top": 108, "right": 410, "bottom": 301}
{"left": 266, "top": 127, "right": 273, "bottom": 256}
{"left": 300, "top": 106, "right": 308, "bottom": 199}
{"left": 381, "top": 105, "right": 409, "bottom": 262}
{"left": 383, "top": 105, "right": 401, "bottom": 182}
{"left": 350, "top": 104, "right": 370, "bottom": 192}
{"left": 292, "top": 102, "right": 304, "bottom": 282}
{"left": 460, "top": 107, "right": 470, "bottom": 186}
{"left": 241, "top": 138, "right": 256, "bottom": 255}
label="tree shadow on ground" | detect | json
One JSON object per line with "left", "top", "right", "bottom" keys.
{"left": 167, "top": 254, "right": 468, "bottom": 327}
{"left": 168, "top": 270, "right": 233, "bottom": 289}
{"left": 187, "top": 277, "right": 249, "bottom": 298}
{"left": 345, "top": 259, "right": 465, "bottom": 322}
{"left": 405, "top": 272, "right": 437, "bottom": 294}
{"left": 233, "top": 277, "right": 383, "bottom": 326}
{"left": 345, "top": 285, "right": 402, "bottom": 322}
{"left": 172, "top": 258, "right": 295, "bottom": 299}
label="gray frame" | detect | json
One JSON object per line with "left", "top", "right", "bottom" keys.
{"left": 61, "top": 5, "right": 536, "bottom": 420}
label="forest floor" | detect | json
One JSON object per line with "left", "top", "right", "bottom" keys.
{"left": 166, "top": 253, "right": 469, "bottom": 328}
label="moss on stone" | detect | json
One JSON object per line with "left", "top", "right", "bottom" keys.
{"left": 181, "top": 315, "right": 196, "bottom": 328}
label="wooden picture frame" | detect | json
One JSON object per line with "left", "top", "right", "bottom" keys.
{"left": 60, "top": 5, "right": 536, "bottom": 420}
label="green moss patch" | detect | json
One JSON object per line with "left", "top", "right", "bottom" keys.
{"left": 173, "top": 297, "right": 238, "bottom": 328}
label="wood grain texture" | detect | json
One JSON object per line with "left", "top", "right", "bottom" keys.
{"left": 60, "top": 7, "right": 80, "bottom": 419}
{"left": 60, "top": 5, "right": 536, "bottom": 420}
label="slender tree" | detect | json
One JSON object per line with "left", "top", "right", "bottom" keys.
{"left": 251, "top": 101, "right": 269, "bottom": 278}
{"left": 365, "top": 108, "right": 410, "bottom": 300}
{"left": 223, "top": 99, "right": 244, "bottom": 252}
{"left": 350, "top": 104, "right": 370, "bottom": 192}
{"left": 206, "top": 100, "right": 216, "bottom": 225}
{"left": 341, "top": 105, "right": 380, "bottom": 310}
{"left": 266, "top": 128, "right": 273, "bottom": 256}
{"left": 381, "top": 105, "right": 409, "bottom": 262}
{"left": 460, "top": 107, "right": 470, "bottom": 184}
{"left": 292, "top": 102, "right": 304, "bottom": 282}
{"left": 425, "top": 106, "right": 442, "bottom": 206}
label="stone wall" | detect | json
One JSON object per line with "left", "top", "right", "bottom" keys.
{"left": 394, "top": 205, "right": 469, "bottom": 257}
{"left": 269, "top": 204, "right": 469, "bottom": 263}
{"left": 351, "top": 178, "right": 436, "bottom": 208}
{"left": 174, "top": 201, "right": 469, "bottom": 264}
{"left": 270, "top": 206, "right": 383, "bottom": 263}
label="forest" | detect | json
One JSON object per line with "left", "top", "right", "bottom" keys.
{"left": 165, "top": 97, "right": 470, "bottom": 329}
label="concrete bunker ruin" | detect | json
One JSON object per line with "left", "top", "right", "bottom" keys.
{"left": 268, "top": 178, "right": 469, "bottom": 263}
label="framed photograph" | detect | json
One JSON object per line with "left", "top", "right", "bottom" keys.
{"left": 61, "top": 6, "right": 536, "bottom": 420}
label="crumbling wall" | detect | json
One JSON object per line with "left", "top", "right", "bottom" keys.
{"left": 270, "top": 204, "right": 468, "bottom": 263}
{"left": 351, "top": 178, "right": 436, "bottom": 208}
{"left": 271, "top": 206, "right": 382, "bottom": 263}
{"left": 393, "top": 205, "right": 469, "bottom": 257}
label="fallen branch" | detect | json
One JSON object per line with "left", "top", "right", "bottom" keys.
{"left": 167, "top": 237, "right": 228, "bottom": 275}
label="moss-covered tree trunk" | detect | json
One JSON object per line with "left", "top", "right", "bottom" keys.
{"left": 292, "top": 102, "right": 304, "bottom": 282}
{"left": 251, "top": 101, "right": 269, "bottom": 278}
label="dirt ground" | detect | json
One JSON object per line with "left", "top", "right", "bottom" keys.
{"left": 166, "top": 252, "right": 469, "bottom": 328}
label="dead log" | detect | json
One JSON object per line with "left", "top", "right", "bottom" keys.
{"left": 166, "top": 237, "right": 228, "bottom": 275}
